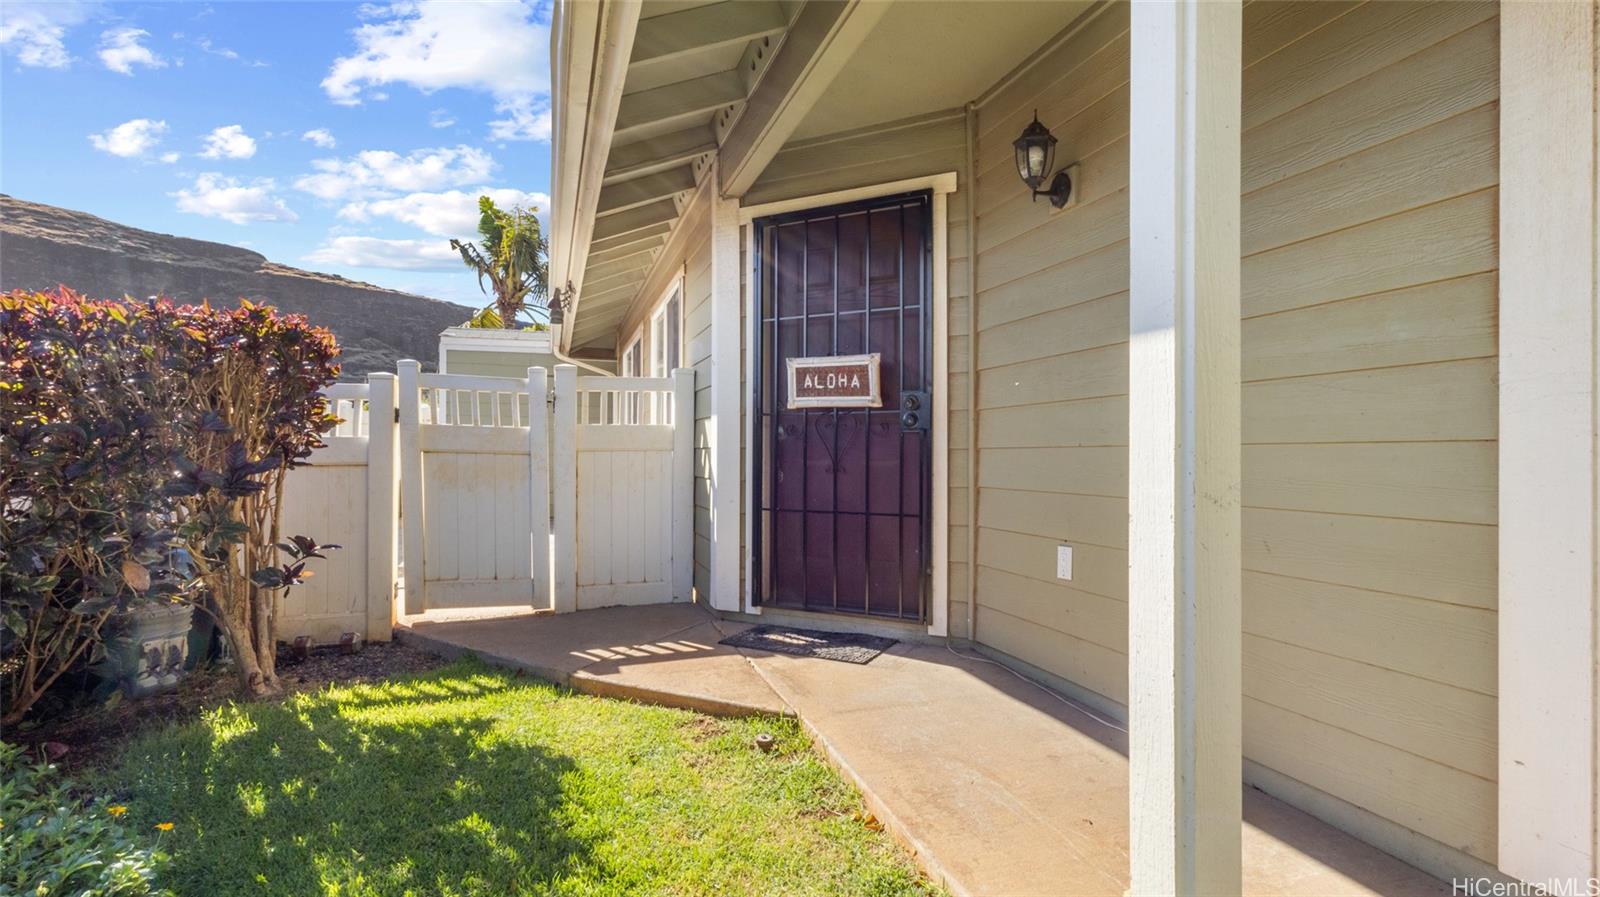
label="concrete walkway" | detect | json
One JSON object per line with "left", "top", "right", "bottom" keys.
{"left": 397, "top": 603, "right": 1447, "bottom": 897}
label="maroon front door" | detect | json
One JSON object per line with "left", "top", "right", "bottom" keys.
{"left": 753, "top": 192, "right": 931, "bottom": 621}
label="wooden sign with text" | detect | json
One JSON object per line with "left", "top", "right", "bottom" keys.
{"left": 786, "top": 353, "right": 882, "bottom": 409}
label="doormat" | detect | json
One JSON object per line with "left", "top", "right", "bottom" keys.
{"left": 719, "top": 625, "right": 896, "bottom": 665}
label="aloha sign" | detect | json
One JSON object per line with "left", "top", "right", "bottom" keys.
{"left": 786, "top": 353, "right": 882, "bottom": 409}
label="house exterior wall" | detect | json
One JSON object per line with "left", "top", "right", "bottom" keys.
{"left": 969, "top": 0, "right": 1499, "bottom": 871}
{"left": 607, "top": 0, "right": 1499, "bottom": 874}
{"left": 441, "top": 348, "right": 560, "bottom": 379}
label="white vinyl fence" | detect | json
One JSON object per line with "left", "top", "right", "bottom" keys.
{"left": 278, "top": 363, "right": 694, "bottom": 642}
{"left": 278, "top": 377, "right": 399, "bottom": 643}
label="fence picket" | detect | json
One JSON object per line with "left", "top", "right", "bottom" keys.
{"left": 673, "top": 368, "right": 694, "bottom": 601}
{"left": 553, "top": 365, "right": 578, "bottom": 612}
{"left": 366, "top": 373, "right": 399, "bottom": 638}
{"left": 398, "top": 361, "right": 425, "bottom": 615}
{"left": 528, "top": 367, "right": 551, "bottom": 608}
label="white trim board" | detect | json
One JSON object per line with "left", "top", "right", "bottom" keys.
{"left": 1497, "top": 1, "right": 1600, "bottom": 885}
{"left": 1126, "top": 2, "right": 1243, "bottom": 892}
{"left": 737, "top": 172, "right": 960, "bottom": 225}
{"left": 733, "top": 171, "right": 956, "bottom": 637}
{"left": 438, "top": 327, "right": 554, "bottom": 353}
{"left": 708, "top": 167, "right": 743, "bottom": 613}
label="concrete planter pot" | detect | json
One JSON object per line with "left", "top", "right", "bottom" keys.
{"left": 103, "top": 602, "right": 194, "bottom": 697}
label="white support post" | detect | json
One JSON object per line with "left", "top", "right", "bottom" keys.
{"left": 552, "top": 364, "right": 578, "bottom": 614}
{"left": 396, "top": 360, "right": 425, "bottom": 616}
{"left": 527, "top": 367, "right": 552, "bottom": 611}
{"left": 1127, "top": 2, "right": 1243, "bottom": 895}
{"left": 708, "top": 166, "right": 743, "bottom": 612}
{"left": 365, "top": 373, "right": 399, "bottom": 640}
{"left": 1498, "top": 1, "right": 1600, "bottom": 885}
{"left": 672, "top": 367, "right": 695, "bottom": 602}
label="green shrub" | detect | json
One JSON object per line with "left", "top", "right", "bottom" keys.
{"left": 0, "top": 742, "right": 170, "bottom": 896}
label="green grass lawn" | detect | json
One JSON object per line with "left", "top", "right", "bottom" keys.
{"left": 95, "top": 658, "right": 936, "bottom": 896}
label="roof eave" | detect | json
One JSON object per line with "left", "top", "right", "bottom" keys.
{"left": 549, "top": 0, "right": 641, "bottom": 354}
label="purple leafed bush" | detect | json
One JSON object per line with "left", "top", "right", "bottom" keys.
{"left": 1, "top": 288, "right": 343, "bottom": 722}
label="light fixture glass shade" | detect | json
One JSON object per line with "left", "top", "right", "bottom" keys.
{"left": 1013, "top": 114, "right": 1057, "bottom": 191}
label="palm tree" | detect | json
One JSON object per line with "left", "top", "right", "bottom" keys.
{"left": 450, "top": 196, "right": 548, "bottom": 329}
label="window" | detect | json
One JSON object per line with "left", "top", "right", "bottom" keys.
{"left": 649, "top": 283, "right": 682, "bottom": 377}
{"left": 620, "top": 333, "right": 642, "bottom": 422}
{"left": 622, "top": 333, "right": 642, "bottom": 377}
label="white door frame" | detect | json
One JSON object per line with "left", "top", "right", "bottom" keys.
{"left": 729, "top": 172, "right": 956, "bottom": 636}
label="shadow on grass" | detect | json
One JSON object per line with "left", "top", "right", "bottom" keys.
{"left": 109, "top": 669, "right": 593, "bottom": 896}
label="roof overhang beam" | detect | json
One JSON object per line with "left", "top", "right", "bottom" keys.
{"left": 630, "top": 1, "right": 788, "bottom": 68}
{"left": 614, "top": 71, "right": 745, "bottom": 143}
{"left": 595, "top": 165, "right": 698, "bottom": 215}
{"left": 717, "top": 0, "right": 892, "bottom": 198}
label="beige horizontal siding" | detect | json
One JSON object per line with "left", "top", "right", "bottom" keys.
{"left": 442, "top": 349, "right": 557, "bottom": 379}
{"left": 970, "top": 0, "right": 1134, "bottom": 708}
{"left": 682, "top": 219, "right": 713, "bottom": 600}
{"left": 969, "top": 0, "right": 1499, "bottom": 867}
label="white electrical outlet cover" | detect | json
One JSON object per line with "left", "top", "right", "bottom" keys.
{"left": 1056, "top": 545, "right": 1073, "bottom": 580}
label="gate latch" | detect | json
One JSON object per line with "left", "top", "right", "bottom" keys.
{"left": 899, "top": 391, "right": 930, "bottom": 432}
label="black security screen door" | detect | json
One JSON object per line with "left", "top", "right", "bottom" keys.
{"left": 752, "top": 191, "right": 932, "bottom": 621}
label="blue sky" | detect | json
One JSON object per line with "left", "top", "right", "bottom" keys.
{"left": 0, "top": 0, "right": 553, "bottom": 306}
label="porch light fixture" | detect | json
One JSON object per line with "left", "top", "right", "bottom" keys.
{"left": 1013, "top": 112, "right": 1072, "bottom": 209}
{"left": 546, "top": 282, "right": 573, "bottom": 326}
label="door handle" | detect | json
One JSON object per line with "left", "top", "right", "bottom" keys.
{"left": 900, "top": 391, "right": 930, "bottom": 432}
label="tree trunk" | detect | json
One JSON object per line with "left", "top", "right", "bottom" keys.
{"left": 220, "top": 578, "right": 277, "bottom": 697}
{"left": 213, "top": 522, "right": 281, "bottom": 698}
{"left": 250, "top": 579, "right": 278, "bottom": 692}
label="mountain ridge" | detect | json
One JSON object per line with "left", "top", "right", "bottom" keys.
{"left": 0, "top": 194, "right": 473, "bottom": 376}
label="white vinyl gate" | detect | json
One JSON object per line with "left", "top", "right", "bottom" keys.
{"left": 554, "top": 370, "right": 694, "bottom": 611}
{"left": 398, "top": 364, "right": 548, "bottom": 612}
{"left": 394, "top": 361, "right": 694, "bottom": 616}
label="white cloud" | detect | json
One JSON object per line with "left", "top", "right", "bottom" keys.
{"left": 428, "top": 108, "right": 454, "bottom": 129}
{"left": 1, "top": 1, "right": 93, "bottom": 68}
{"left": 301, "top": 128, "right": 337, "bottom": 149}
{"left": 293, "top": 145, "right": 494, "bottom": 201}
{"left": 488, "top": 98, "right": 550, "bottom": 142}
{"left": 323, "top": 1, "right": 549, "bottom": 140}
{"left": 199, "top": 124, "right": 256, "bottom": 159}
{"left": 174, "top": 173, "right": 297, "bottom": 224}
{"left": 304, "top": 236, "right": 459, "bottom": 271}
{"left": 159, "top": 151, "right": 180, "bottom": 164}
{"left": 192, "top": 33, "right": 266, "bottom": 66}
{"left": 338, "top": 188, "right": 549, "bottom": 239}
{"left": 88, "top": 118, "right": 168, "bottom": 159}
{"left": 98, "top": 26, "right": 165, "bottom": 75}
{"left": 195, "top": 35, "right": 235, "bottom": 59}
